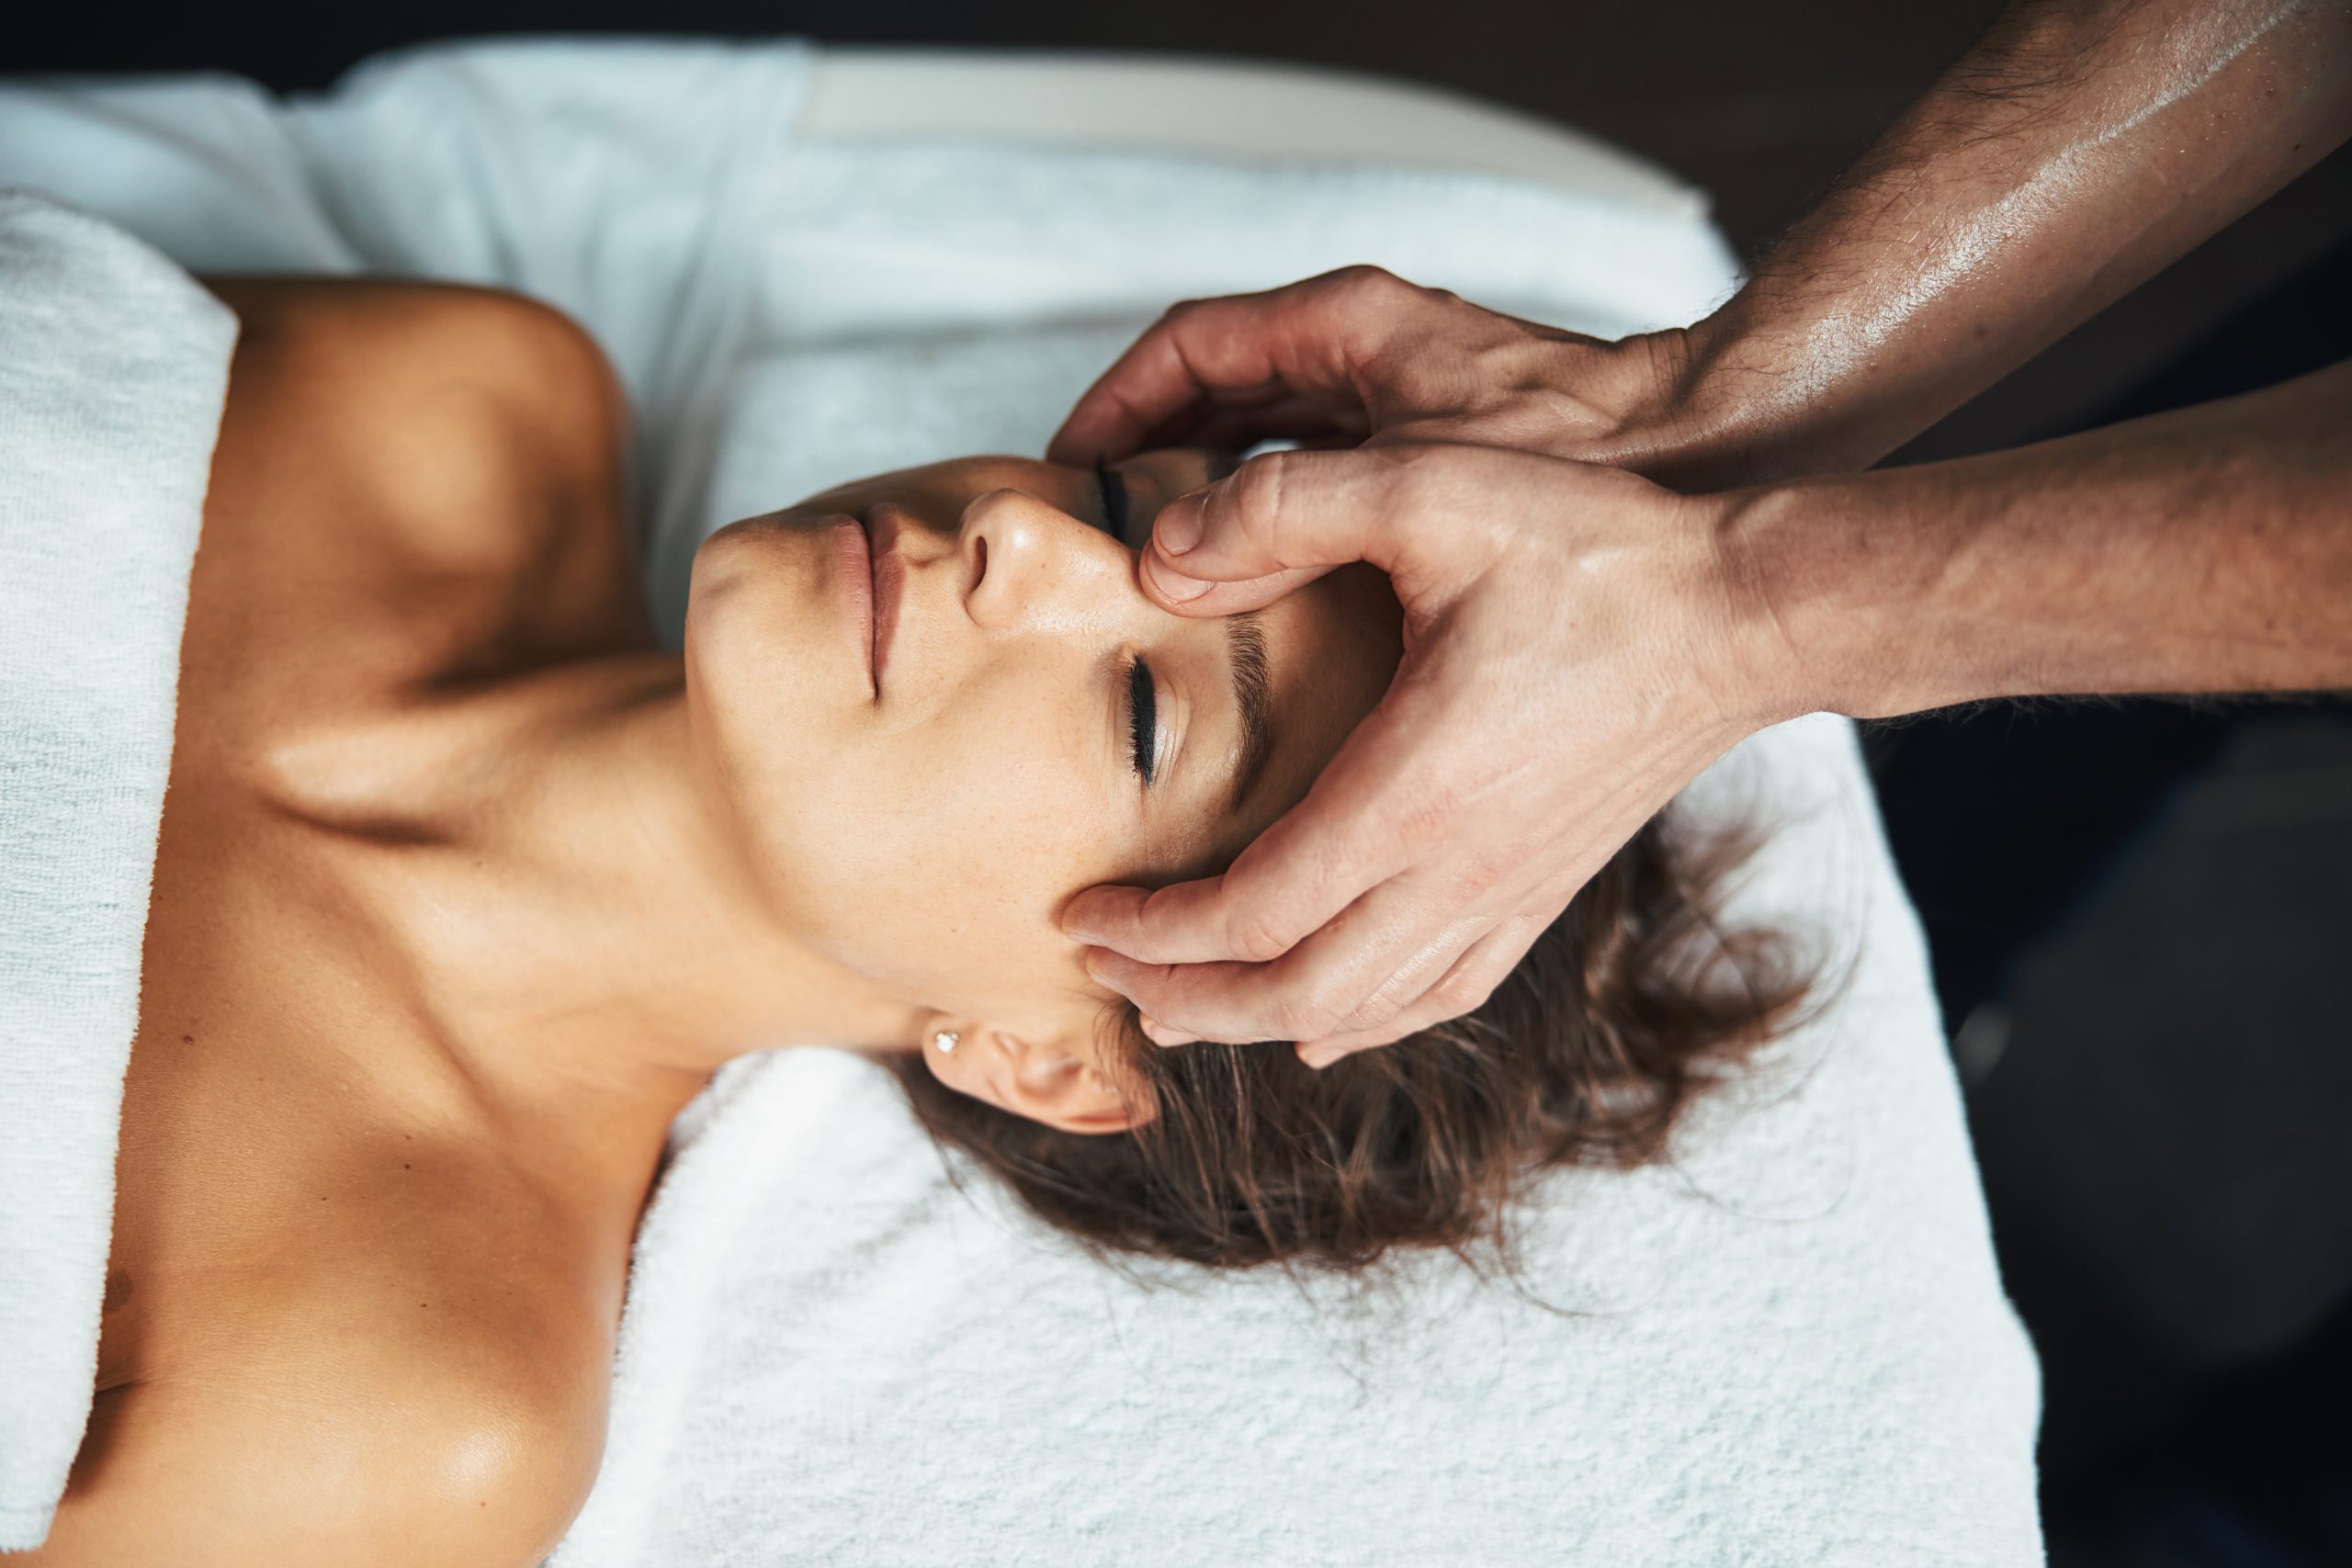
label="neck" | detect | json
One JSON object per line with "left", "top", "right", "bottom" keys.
{"left": 307, "top": 652, "right": 923, "bottom": 1133}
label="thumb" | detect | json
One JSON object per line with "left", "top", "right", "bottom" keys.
{"left": 1143, "top": 447, "right": 1418, "bottom": 613}
{"left": 1139, "top": 555, "right": 1335, "bottom": 618}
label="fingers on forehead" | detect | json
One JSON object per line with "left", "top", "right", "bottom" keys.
{"left": 1057, "top": 283, "right": 1377, "bottom": 462}
{"left": 1185, "top": 448, "right": 1413, "bottom": 572}
{"left": 1138, "top": 562, "right": 1330, "bottom": 619}
{"left": 1058, "top": 307, "right": 1268, "bottom": 456}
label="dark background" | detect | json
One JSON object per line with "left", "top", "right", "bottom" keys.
{"left": 16, "top": 5, "right": 2352, "bottom": 1562}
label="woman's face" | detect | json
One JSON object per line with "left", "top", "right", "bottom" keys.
{"left": 685, "top": 451, "right": 1400, "bottom": 1133}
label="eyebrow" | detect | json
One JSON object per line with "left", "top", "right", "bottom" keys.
{"left": 1225, "top": 610, "right": 1274, "bottom": 813}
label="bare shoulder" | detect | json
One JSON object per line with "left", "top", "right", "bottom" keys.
{"left": 188, "top": 279, "right": 648, "bottom": 716}
{"left": 209, "top": 278, "right": 628, "bottom": 564}
{"left": 30, "top": 1283, "right": 611, "bottom": 1566}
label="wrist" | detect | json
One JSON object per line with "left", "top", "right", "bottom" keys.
{"left": 1550, "top": 326, "right": 1713, "bottom": 481}
{"left": 1570, "top": 313, "right": 1812, "bottom": 495}
{"left": 1715, "top": 469, "right": 2027, "bottom": 724}
{"left": 1709, "top": 479, "right": 1902, "bottom": 725}
{"left": 1621, "top": 284, "right": 1954, "bottom": 494}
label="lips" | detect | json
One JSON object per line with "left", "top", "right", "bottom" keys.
{"left": 831, "top": 518, "right": 876, "bottom": 696}
{"left": 865, "top": 507, "right": 906, "bottom": 696}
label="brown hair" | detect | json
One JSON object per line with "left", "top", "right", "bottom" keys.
{"left": 888, "top": 814, "right": 1807, "bottom": 1272}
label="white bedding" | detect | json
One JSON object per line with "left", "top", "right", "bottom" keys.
{"left": 0, "top": 191, "right": 236, "bottom": 1554}
{"left": 0, "top": 38, "right": 2042, "bottom": 1563}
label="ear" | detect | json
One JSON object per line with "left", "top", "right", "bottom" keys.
{"left": 919, "top": 1013, "right": 1150, "bottom": 1135}
{"left": 1002, "top": 1029, "right": 1151, "bottom": 1135}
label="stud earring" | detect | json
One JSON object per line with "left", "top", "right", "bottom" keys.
{"left": 930, "top": 1029, "right": 961, "bottom": 1055}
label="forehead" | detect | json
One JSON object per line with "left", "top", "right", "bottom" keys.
{"left": 1187, "top": 562, "right": 1402, "bottom": 879}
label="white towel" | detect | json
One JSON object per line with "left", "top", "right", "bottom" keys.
{"left": 550, "top": 716, "right": 2042, "bottom": 1568}
{"left": 0, "top": 40, "right": 2043, "bottom": 1563}
{"left": 0, "top": 192, "right": 236, "bottom": 1551}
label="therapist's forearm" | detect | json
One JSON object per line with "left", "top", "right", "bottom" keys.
{"left": 1727, "top": 357, "right": 2352, "bottom": 719}
{"left": 1634, "top": 0, "right": 2352, "bottom": 491}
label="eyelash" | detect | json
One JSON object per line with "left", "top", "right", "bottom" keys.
{"left": 1127, "top": 658, "right": 1159, "bottom": 784}
{"left": 1093, "top": 455, "right": 1132, "bottom": 541}
{"left": 1095, "top": 458, "right": 1159, "bottom": 786}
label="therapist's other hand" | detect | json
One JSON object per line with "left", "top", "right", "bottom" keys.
{"left": 1060, "top": 443, "right": 1802, "bottom": 1064}
{"left": 1046, "top": 265, "right": 1702, "bottom": 496}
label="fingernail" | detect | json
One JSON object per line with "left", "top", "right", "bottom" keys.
{"left": 1155, "top": 494, "right": 1203, "bottom": 556}
{"left": 1143, "top": 550, "right": 1212, "bottom": 604}
{"left": 1140, "top": 1017, "right": 1199, "bottom": 1047}
{"left": 1299, "top": 1044, "right": 1341, "bottom": 1070}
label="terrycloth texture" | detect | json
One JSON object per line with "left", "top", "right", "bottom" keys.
{"left": 550, "top": 717, "right": 2043, "bottom": 1568}
{"left": 0, "top": 192, "right": 236, "bottom": 1551}
{"left": 0, "top": 39, "right": 2043, "bottom": 1563}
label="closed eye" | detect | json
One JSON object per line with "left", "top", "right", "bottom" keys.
{"left": 1095, "top": 457, "right": 1159, "bottom": 784}
{"left": 1126, "top": 657, "right": 1159, "bottom": 784}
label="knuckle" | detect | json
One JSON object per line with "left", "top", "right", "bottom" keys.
{"left": 1271, "top": 992, "right": 1346, "bottom": 1043}
{"left": 1136, "top": 885, "right": 1200, "bottom": 947}
{"left": 1227, "top": 903, "right": 1302, "bottom": 964}
{"left": 1447, "top": 842, "right": 1521, "bottom": 903}
{"left": 1430, "top": 966, "right": 1498, "bottom": 1017}
{"left": 1338, "top": 988, "right": 1407, "bottom": 1034}
{"left": 1225, "top": 448, "right": 1303, "bottom": 534}
{"left": 1320, "top": 265, "right": 1422, "bottom": 320}
{"left": 1328, "top": 263, "right": 1396, "bottom": 293}
{"left": 1386, "top": 772, "right": 1470, "bottom": 854}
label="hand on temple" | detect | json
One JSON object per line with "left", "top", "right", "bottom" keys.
{"left": 1057, "top": 316, "right": 2352, "bottom": 1066}
{"left": 1057, "top": 433, "right": 1797, "bottom": 1061}
{"left": 1054, "top": 0, "right": 2352, "bottom": 1064}
{"left": 1048, "top": 267, "right": 1775, "bottom": 1063}
{"left": 1046, "top": 265, "right": 1702, "bottom": 496}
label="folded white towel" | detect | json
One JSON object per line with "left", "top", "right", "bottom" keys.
{"left": 0, "top": 40, "right": 2043, "bottom": 1563}
{"left": 0, "top": 192, "right": 236, "bottom": 1551}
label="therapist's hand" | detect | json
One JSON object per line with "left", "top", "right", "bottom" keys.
{"left": 1047, "top": 265, "right": 1703, "bottom": 489}
{"left": 1058, "top": 439, "right": 1803, "bottom": 1063}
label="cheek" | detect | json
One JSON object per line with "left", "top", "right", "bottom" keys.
{"left": 780, "top": 707, "right": 1120, "bottom": 1005}
{"left": 688, "top": 543, "right": 1132, "bottom": 1012}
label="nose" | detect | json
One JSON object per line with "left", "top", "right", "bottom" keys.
{"left": 958, "top": 488, "right": 1135, "bottom": 633}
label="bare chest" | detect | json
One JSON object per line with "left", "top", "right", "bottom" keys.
{"left": 99, "top": 775, "right": 632, "bottom": 1398}
{"left": 96, "top": 307, "right": 653, "bottom": 1419}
